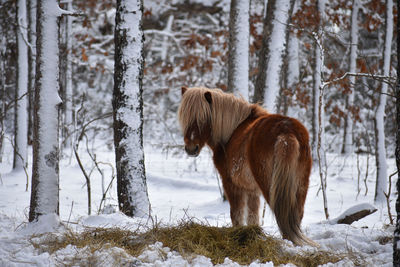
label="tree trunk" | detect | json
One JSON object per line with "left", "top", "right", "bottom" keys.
{"left": 59, "top": 1, "right": 73, "bottom": 149}
{"left": 161, "top": 14, "right": 173, "bottom": 62}
{"left": 65, "top": 1, "right": 73, "bottom": 130}
{"left": 14, "top": 0, "right": 28, "bottom": 170}
{"left": 113, "top": 0, "right": 151, "bottom": 218}
{"left": 311, "top": 0, "right": 329, "bottom": 161}
{"left": 227, "top": 0, "right": 249, "bottom": 100}
{"left": 29, "top": 0, "right": 61, "bottom": 222}
{"left": 313, "top": 0, "right": 329, "bottom": 220}
{"left": 342, "top": 0, "right": 359, "bottom": 154}
{"left": 281, "top": 0, "right": 297, "bottom": 116}
{"left": 58, "top": 1, "right": 73, "bottom": 149}
{"left": 394, "top": 0, "right": 400, "bottom": 263}
{"left": 0, "top": 2, "right": 17, "bottom": 163}
{"left": 253, "top": 0, "right": 291, "bottom": 112}
{"left": 27, "top": 0, "right": 36, "bottom": 145}
{"left": 374, "top": 0, "right": 393, "bottom": 203}
{"left": 0, "top": 29, "right": 6, "bottom": 162}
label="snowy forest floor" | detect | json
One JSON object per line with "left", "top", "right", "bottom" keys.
{"left": 0, "top": 139, "right": 396, "bottom": 266}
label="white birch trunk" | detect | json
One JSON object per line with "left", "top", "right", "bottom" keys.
{"left": 262, "top": 0, "right": 290, "bottom": 112}
{"left": 113, "top": 0, "right": 150, "bottom": 218}
{"left": 161, "top": 15, "right": 173, "bottom": 62}
{"left": 29, "top": 0, "right": 62, "bottom": 221}
{"left": 312, "top": 0, "right": 326, "bottom": 161}
{"left": 65, "top": 1, "right": 73, "bottom": 128}
{"left": 14, "top": 0, "right": 29, "bottom": 170}
{"left": 28, "top": 0, "right": 37, "bottom": 145}
{"left": 374, "top": 0, "right": 393, "bottom": 203}
{"left": 285, "top": 1, "right": 299, "bottom": 117}
{"left": 0, "top": 36, "right": 5, "bottom": 163}
{"left": 343, "top": 0, "right": 360, "bottom": 154}
{"left": 314, "top": 0, "right": 329, "bottom": 219}
{"left": 228, "top": 0, "right": 249, "bottom": 100}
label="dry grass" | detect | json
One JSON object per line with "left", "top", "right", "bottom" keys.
{"left": 32, "top": 220, "right": 348, "bottom": 266}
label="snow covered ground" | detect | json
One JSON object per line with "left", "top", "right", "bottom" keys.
{"left": 0, "top": 140, "right": 396, "bottom": 266}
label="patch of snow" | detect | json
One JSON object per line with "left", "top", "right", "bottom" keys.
{"left": 0, "top": 138, "right": 396, "bottom": 266}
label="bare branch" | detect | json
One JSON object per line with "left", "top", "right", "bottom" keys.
{"left": 73, "top": 145, "right": 91, "bottom": 215}
{"left": 322, "top": 72, "right": 396, "bottom": 89}
{"left": 384, "top": 171, "right": 398, "bottom": 225}
{"left": 4, "top": 136, "right": 29, "bottom": 190}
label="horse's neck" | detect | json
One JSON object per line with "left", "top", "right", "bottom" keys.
{"left": 208, "top": 103, "right": 267, "bottom": 149}
{"left": 211, "top": 102, "right": 250, "bottom": 145}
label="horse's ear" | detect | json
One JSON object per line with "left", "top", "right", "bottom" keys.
{"left": 204, "top": 92, "right": 212, "bottom": 104}
{"left": 181, "top": 86, "right": 188, "bottom": 95}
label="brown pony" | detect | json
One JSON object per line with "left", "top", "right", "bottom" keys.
{"left": 178, "top": 86, "right": 314, "bottom": 246}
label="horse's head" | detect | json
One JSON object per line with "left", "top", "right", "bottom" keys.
{"left": 178, "top": 86, "right": 212, "bottom": 157}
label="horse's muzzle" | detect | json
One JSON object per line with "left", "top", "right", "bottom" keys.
{"left": 185, "top": 145, "right": 200, "bottom": 157}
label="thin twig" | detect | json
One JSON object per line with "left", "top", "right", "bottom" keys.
{"left": 384, "top": 171, "right": 398, "bottom": 225}
{"left": 73, "top": 145, "right": 91, "bottom": 215}
{"left": 98, "top": 171, "right": 116, "bottom": 214}
{"left": 356, "top": 152, "right": 361, "bottom": 199}
{"left": 5, "top": 136, "right": 29, "bottom": 191}
{"left": 67, "top": 201, "right": 74, "bottom": 227}
{"left": 322, "top": 71, "right": 396, "bottom": 90}
{"left": 261, "top": 201, "right": 267, "bottom": 226}
{"left": 0, "top": 92, "right": 29, "bottom": 122}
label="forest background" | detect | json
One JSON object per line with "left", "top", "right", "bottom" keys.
{"left": 1, "top": 0, "right": 397, "bottom": 168}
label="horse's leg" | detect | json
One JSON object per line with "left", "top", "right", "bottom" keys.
{"left": 223, "top": 180, "right": 246, "bottom": 226}
{"left": 246, "top": 191, "right": 260, "bottom": 225}
{"left": 212, "top": 140, "right": 248, "bottom": 226}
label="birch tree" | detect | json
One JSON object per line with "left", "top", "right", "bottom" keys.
{"left": 0, "top": 33, "right": 4, "bottom": 162}
{"left": 393, "top": 1, "right": 400, "bottom": 266}
{"left": 14, "top": 0, "right": 28, "bottom": 170}
{"left": 59, "top": 0, "right": 73, "bottom": 148}
{"left": 311, "top": 0, "right": 326, "bottom": 160}
{"left": 253, "top": 0, "right": 292, "bottom": 112}
{"left": 64, "top": 1, "right": 73, "bottom": 130}
{"left": 29, "top": 0, "right": 63, "bottom": 222}
{"left": 27, "top": 0, "right": 36, "bottom": 144}
{"left": 374, "top": 0, "right": 393, "bottom": 203}
{"left": 281, "top": 0, "right": 299, "bottom": 116}
{"left": 113, "top": 0, "right": 151, "bottom": 218}
{"left": 342, "top": 0, "right": 360, "bottom": 154}
{"left": 394, "top": 0, "right": 400, "bottom": 262}
{"left": 314, "top": 0, "right": 329, "bottom": 219}
{"left": 227, "top": 0, "right": 249, "bottom": 100}
{"left": 0, "top": 0, "right": 16, "bottom": 162}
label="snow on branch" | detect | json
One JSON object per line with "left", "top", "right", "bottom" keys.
{"left": 322, "top": 72, "right": 396, "bottom": 89}
{"left": 329, "top": 203, "right": 377, "bottom": 225}
{"left": 18, "top": 22, "right": 35, "bottom": 55}
{"left": 144, "top": 29, "right": 185, "bottom": 55}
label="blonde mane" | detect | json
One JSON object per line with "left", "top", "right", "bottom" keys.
{"left": 178, "top": 87, "right": 253, "bottom": 145}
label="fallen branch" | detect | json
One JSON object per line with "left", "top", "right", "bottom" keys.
{"left": 329, "top": 203, "right": 377, "bottom": 225}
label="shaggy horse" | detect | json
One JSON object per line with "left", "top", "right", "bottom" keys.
{"left": 178, "top": 86, "right": 314, "bottom": 245}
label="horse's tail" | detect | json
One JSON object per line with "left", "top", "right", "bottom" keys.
{"left": 269, "top": 134, "right": 315, "bottom": 246}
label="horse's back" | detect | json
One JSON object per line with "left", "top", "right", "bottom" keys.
{"left": 249, "top": 114, "right": 310, "bottom": 156}
{"left": 246, "top": 113, "right": 312, "bottom": 196}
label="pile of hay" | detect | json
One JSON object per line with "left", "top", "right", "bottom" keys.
{"left": 34, "top": 221, "right": 348, "bottom": 266}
